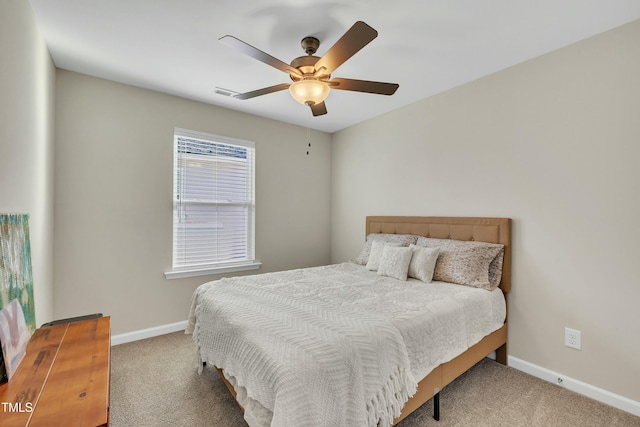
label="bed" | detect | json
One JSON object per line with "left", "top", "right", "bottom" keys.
{"left": 186, "top": 216, "right": 511, "bottom": 426}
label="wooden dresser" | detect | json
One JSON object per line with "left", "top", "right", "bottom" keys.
{"left": 0, "top": 316, "right": 111, "bottom": 427}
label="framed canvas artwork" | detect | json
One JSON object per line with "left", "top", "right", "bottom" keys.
{"left": 0, "top": 299, "right": 30, "bottom": 381}
{"left": 0, "top": 213, "right": 36, "bottom": 382}
{"left": 0, "top": 214, "right": 36, "bottom": 332}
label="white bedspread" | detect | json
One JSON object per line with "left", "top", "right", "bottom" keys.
{"left": 186, "top": 262, "right": 506, "bottom": 427}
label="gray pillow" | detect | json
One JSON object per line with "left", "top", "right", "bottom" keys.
{"left": 353, "top": 233, "right": 418, "bottom": 265}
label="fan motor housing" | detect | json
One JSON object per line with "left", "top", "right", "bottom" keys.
{"left": 290, "top": 55, "right": 330, "bottom": 81}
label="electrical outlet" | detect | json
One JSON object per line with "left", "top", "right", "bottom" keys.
{"left": 565, "top": 327, "right": 581, "bottom": 350}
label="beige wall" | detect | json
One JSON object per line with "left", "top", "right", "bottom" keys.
{"left": 331, "top": 20, "right": 640, "bottom": 402}
{"left": 54, "top": 70, "right": 332, "bottom": 335}
{"left": 7, "top": 0, "right": 638, "bottom": 408}
{"left": 0, "top": 0, "right": 56, "bottom": 325}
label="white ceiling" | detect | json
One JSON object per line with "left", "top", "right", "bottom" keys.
{"left": 29, "top": 1, "right": 640, "bottom": 133}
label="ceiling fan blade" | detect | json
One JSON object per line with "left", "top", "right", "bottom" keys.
{"left": 310, "top": 102, "right": 327, "bottom": 116}
{"left": 220, "top": 35, "right": 302, "bottom": 77}
{"left": 234, "top": 83, "right": 291, "bottom": 100}
{"left": 313, "top": 21, "right": 378, "bottom": 75}
{"left": 329, "top": 78, "right": 399, "bottom": 95}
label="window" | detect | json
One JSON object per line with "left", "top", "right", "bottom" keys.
{"left": 165, "top": 128, "right": 259, "bottom": 279}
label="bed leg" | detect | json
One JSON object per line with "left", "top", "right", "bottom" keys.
{"left": 433, "top": 389, "right": 440, "bottom": 421}
{"left": 496, "top": 342, "right": 508, "bottom": 366}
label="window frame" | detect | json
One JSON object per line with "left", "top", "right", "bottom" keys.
{"left": 165, "top": 128, "right": 260, "bottom": 280}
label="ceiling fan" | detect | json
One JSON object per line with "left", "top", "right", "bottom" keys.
{"left": 219, "top": 21, "right": 399, "bottom": 116}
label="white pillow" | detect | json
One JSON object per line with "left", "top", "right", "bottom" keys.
{"left": 378, "top": 246, "right": 413, "bottom": 281}
{"left": 408, "top": 245, "right": 440, "bottom": 283}
{"left": 366, "top": 240, "right": 401, "bottom": 271}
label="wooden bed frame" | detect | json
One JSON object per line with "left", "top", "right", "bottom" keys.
{"left": 215, "top": 216, "right": 511, "bottom": 425}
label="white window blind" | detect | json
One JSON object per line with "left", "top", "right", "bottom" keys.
{"left": 170, "top": 128, "right": 256, "bottom": 276}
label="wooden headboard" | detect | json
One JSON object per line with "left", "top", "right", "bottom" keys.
{"left": 366, "top": 216, "right": 511, "bottom": 293}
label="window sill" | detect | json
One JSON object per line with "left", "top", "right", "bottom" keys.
{"left": 164, "top": 261, "right": 262, "bottom": 280}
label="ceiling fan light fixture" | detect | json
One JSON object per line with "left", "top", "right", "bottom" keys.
{"left": 288, "top": 79, "right": 330, "bottom": 106}
{"left": 220, "top": 21, "right": 397, "bottom": 117}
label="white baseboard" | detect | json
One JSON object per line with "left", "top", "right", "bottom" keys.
{"left": 508, "top": 356, "right": 640, "bottom": 417}
{"left": 110, "top": 325, "right": 640, "bottom": 418}
{"left": 111, "top": 320, "right": 188, "bottom": 346}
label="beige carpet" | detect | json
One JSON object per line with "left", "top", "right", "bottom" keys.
{"left": 110, "top": 332, "right": 640, "bottom": 427}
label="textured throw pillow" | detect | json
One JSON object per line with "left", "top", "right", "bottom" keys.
{"left": 377, "top": 246, "right": 413, "bottom": 281}
{"left": 416, "top": 237, "right": 504, "bottom": 290}
{"left": 366, "top": 240, "right": 401, "bottom": 271}
{"left": 487, "top": 247, "right": 505, "bottom": 289}
{"left": 353, "top": 233, "right": 418, "bottom": 265}
{"left": 407, "top": 245, "right": 440, "bottom": 283}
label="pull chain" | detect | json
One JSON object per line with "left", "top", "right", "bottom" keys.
{"left": 306, "top": 114, "right": 311, "bottom": 155}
